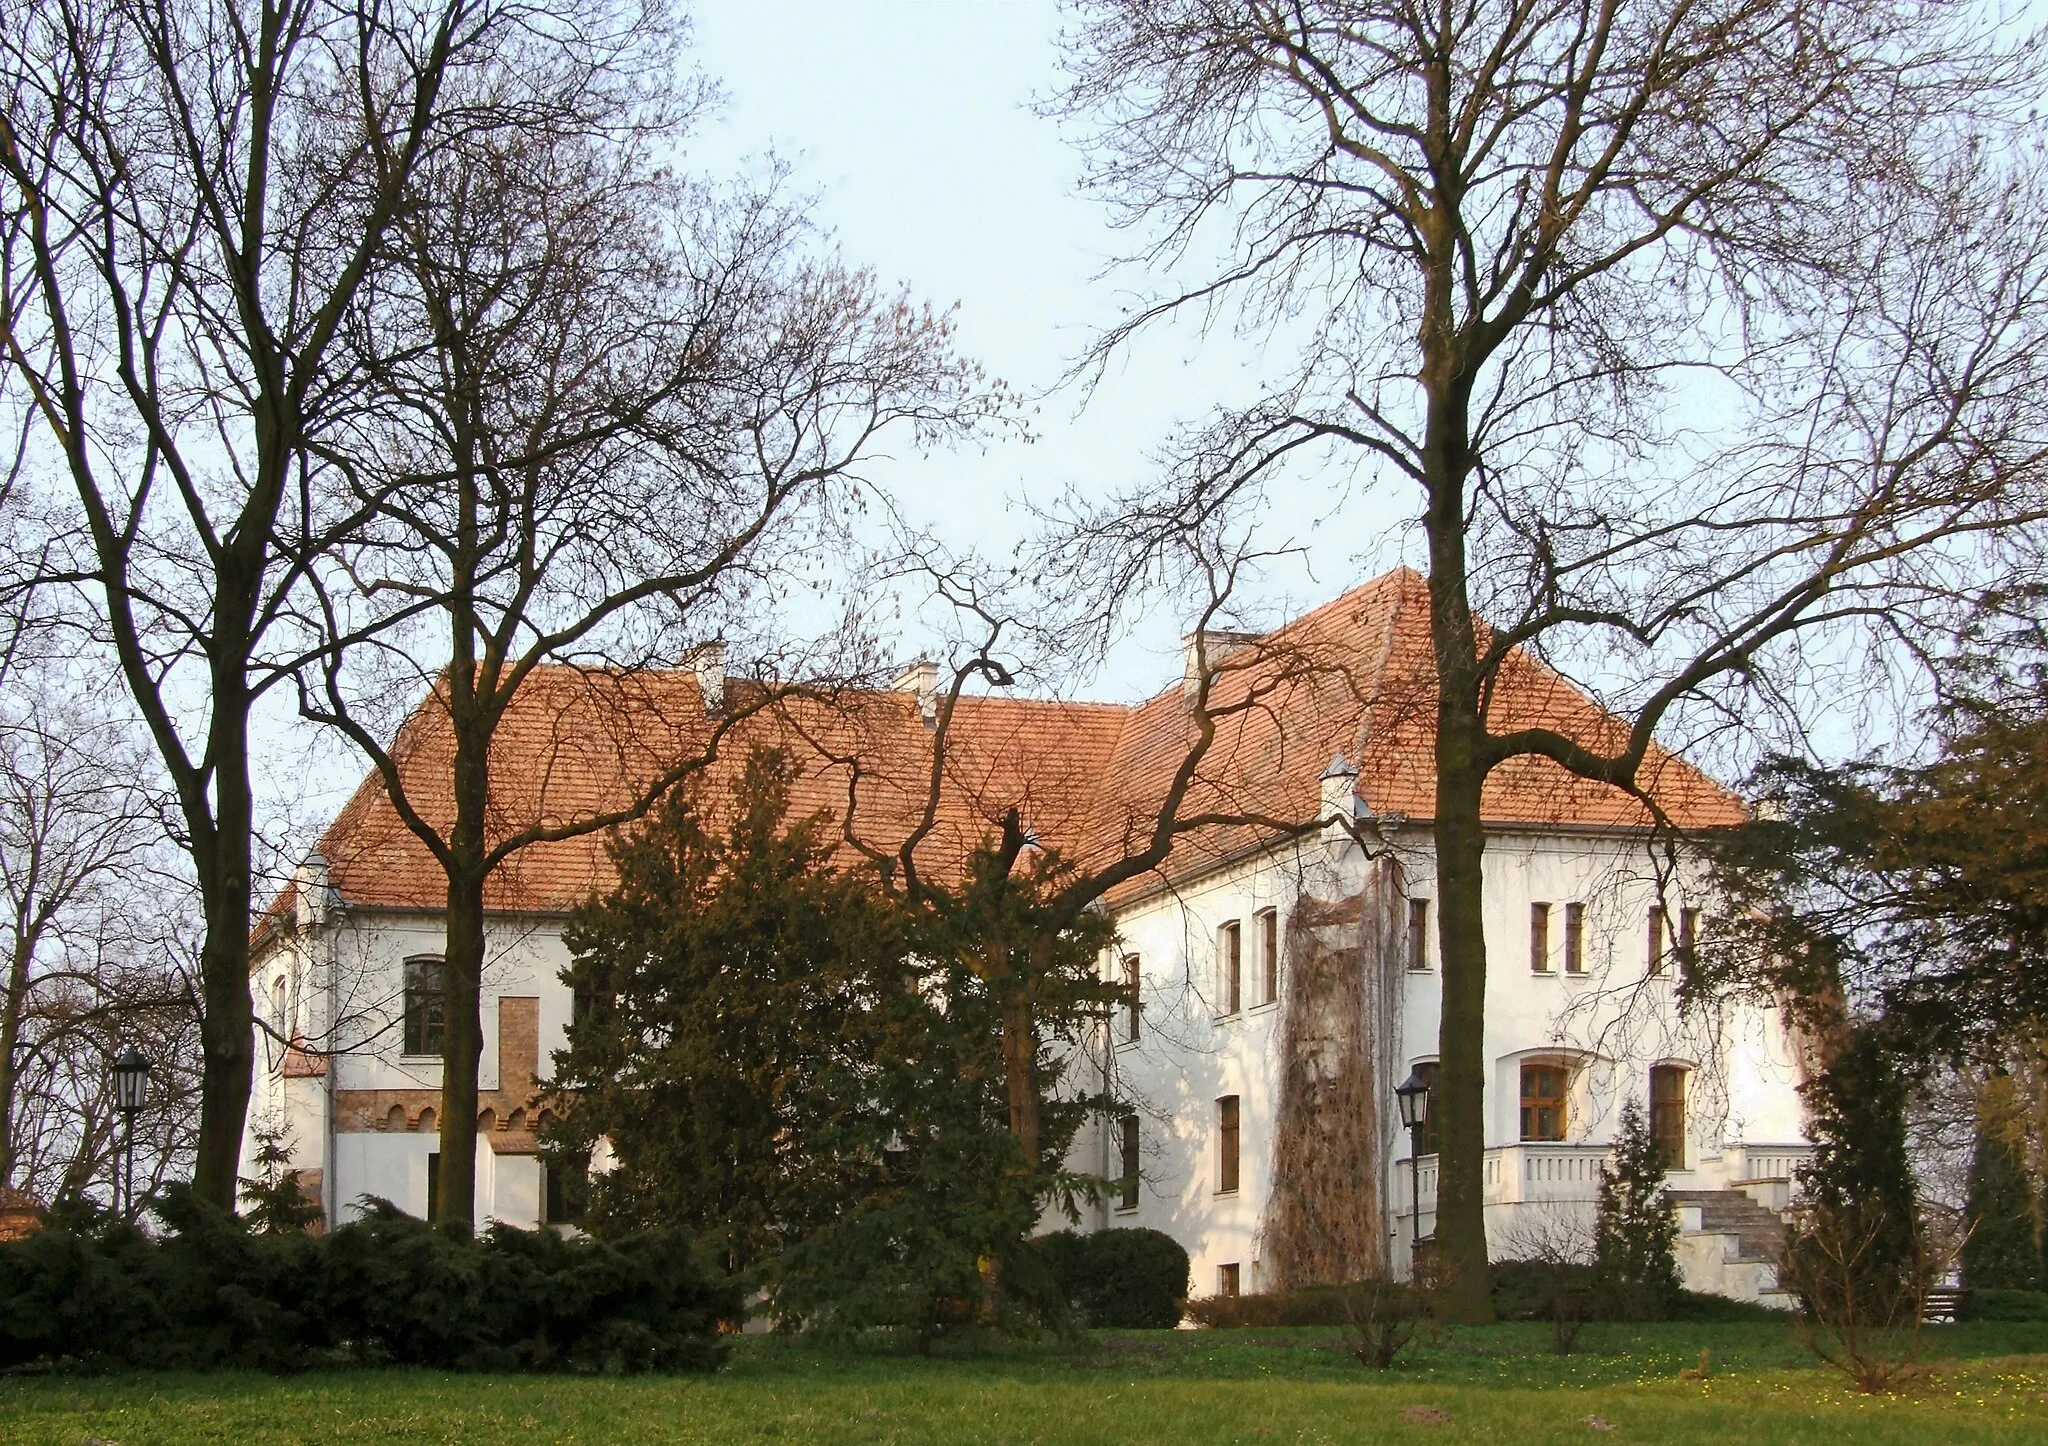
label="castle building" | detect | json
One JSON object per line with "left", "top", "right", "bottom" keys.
{"left": 249, "top": 569, "right": 1809, "bottom": 1301}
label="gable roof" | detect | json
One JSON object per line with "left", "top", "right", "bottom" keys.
{"left": 277, "top": 568, "right": 1743, "bottom": 935}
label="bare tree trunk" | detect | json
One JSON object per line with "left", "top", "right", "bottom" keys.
{"left": 0, "top": 931, "right": 33, "bottom": 1186}
{"left": 436, "top": 861, "right": 487, "bottom": 1228}
{"left": 998, "top": 963, "right": 1040, "bottom": 1164}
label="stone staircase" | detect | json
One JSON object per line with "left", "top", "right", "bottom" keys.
{"left": 1668, "top": 1188, "right": 1794, "bottom": 1308}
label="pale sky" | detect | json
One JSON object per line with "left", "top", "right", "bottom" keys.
{"left": 683, "top": 0, "right": 1408, "bottom": 697}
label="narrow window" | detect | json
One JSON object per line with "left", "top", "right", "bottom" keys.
{"left": 544, "top": 1160, "right": 587, "bottom": 1225}
{"left": 1407, "top": 899, "right": 1430, "bottom": 970}
{"left": 1414, "top": 1060, "right": 1440, "bottom": 1155}
{"left": 1564, "top": 903, "right": 1586, "bottom": 974}
{"left": 1519, "top": 1062, "right": 1568, "bottom": 1142}
{"left": 403, "top": 956, "right": 445, "bottom": 1055}
{"left": 425, "top": 1151, "right": 442, "bottom": 1220}
{"left": 1256, "top": 909, "right": 1279, "bottom": 1006}
{"left": 1646, "top": 906, "right": 1667, "bottom": 977}
{"left": 1218, "top": 921, "right": 1242, "bottom": 1015}
{"left": 1530, "top": 902, "right": 1552, "bottom": 973}
{"left": 1122, "top": 954, "right": 1142, "bottom": 1043}
{"left": 1118, "top": 1114, "right": 1140, "bottom": 1210}
{"left": 1217, "top": 1095, "right": 1241, "bottom": 1193}
{"left": 1650, "top": 1065, "right": 1688, "bottom": 1170}
{"left": 1678, "top": 907, "right": 1701, "bottom": 977}
{"left": 1218, "top": 1262, "right": 1241, "bottom": 1297}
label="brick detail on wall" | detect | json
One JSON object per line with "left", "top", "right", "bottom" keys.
{"left": 335, "top": 996, "right": 554, "bottom": 1136}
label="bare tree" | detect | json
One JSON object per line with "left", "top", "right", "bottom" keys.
{"left": 298, "top": 79, "right": 997, "bottom": 1223}
{"left": 1054, "top": 0, "right": 2048, "bottom": 1317}
{"left": 0, "top": 0, "right": 684, "bottom": 1207}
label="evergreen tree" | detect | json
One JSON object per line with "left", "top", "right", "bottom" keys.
{"left": 1782, "top": 1021, "right": 1924, "bottom": 1319}
{"left": 551, "top": 747, "right": 907, "bottom": 1268}
{"left": 1963, "top": 1116, "right": 2045, "bottom": 1291}
{"left": 1593, "top": 1097, "right": 1682, "bottom": 1317}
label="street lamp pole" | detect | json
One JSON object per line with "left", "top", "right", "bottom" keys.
{"left": 1394, "top": 1068, "right": 1432, "bottom": 1264}
{"left": 112, "top": 1047, "right": 150, "bottom": 1224}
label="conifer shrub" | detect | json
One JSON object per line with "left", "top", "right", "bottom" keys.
{"left": 1592, "top": 1097, "right": 1682, "bottom": 1320}
{"left": 0, "top": 1191, "right": 738, "bottom": 1373}
{"left": 1034, "top": 1228, "right": 1189, "bottom": 1328}
{"left": 1962, "top": 1119, "right": 2045, "bottom": 1291}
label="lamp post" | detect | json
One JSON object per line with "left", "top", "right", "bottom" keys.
{"left": 1395, "top": 1068, "right": 1431, "bottom": 1261}
{"left": 112, "top": 1047, "right": 149, "bottom": 1223}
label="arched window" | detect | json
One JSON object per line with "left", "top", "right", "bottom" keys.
{"left": 402, "top": 956, "right": 445, "bottom": 1056}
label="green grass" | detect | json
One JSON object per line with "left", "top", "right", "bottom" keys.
{"left": 3, "top": 1322, "right": 2046, "bottom": 1444}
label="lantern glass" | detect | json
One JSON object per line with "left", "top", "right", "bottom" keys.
{"left": 1395, "top": 1067, "right": 1430, "bottom": 1130}
{"left": 113, "top": 1047, "right": 150, "bottom": 1113}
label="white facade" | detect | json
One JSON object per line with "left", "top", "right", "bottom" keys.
{"left": 1071, "top": 793, "right": 1810, "bottom": 1299}
{"left": 251, "top": 791, "right": 1811, "bottom": 1303}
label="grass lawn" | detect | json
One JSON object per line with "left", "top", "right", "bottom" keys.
{"left": 3, "top": 1321, "right": 2046, "bottom": 1444}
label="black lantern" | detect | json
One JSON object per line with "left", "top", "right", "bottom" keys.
{"left": 111, "top": 1046, "right": 149, "bottom": 1222}
{"left": 1394, "top": 1066, "right": 1432, "bottom": 1251}
{"left": 1395, "top": 1067, "right": 1430, "bottom": 1130}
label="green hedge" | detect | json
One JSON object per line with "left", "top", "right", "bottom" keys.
{"left": 1184, "top": 1283, "right": 1419, "bottom": 1329}
{"left": 1965, "top": 1287, "right": 2048, "bottom": 1322}
{"left": 1034, "top": 1228, "right": 1189, "bottom": 1328}
{"left": 0, "top": 1190, "right": 739, "bottom": 1373}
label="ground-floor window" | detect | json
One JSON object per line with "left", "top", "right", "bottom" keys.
{"left": 1217, "top": 1095, "right": 1241, "bottom": 1193}
{"left": 425, "top": 1151, "right": 441, "bottom": 1220}
{"left": 1520, "top": 1061, "right": 1568, "bottom": 1142}
{"left": 1118, "top": 1114, "right": 1140, "bottom": 1210}
{"left": 1650, "top": 1064, "right": 1688, "bottom": 1169}
{"left": 1217, "top": 1262, "right": 1241, "bottom": 1297}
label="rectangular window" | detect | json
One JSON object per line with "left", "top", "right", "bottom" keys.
{"left": 1256, "top": 909, "right": 1278, "bottom": 1006}
{"left": 1564, "top": 903, "right": 1585, "bottom": 974}
{"left": 1118, "top": 1114, "right": 1140, "bottom": 1210}
{"left": 1218, "top": 921, "right": 1242, "bottom": 1015}
{"left": 544, "top": 1161, "right": 586, "bottom": 1225}
{"left": 1530, "top": 902, "right": 1552, "bottom": 973}
{"left": 1651, "top": 1065, "right": 1688, "bottom": 1170}
{"left": 425, "top": 1151, "right": 442, "bottom": 1220}
{"left": 1678, "top": 907, "right": 1701, "bottom": 977}
{"left": 1122, "top": 955, "right": 1141, "bottom": 1043}
{"left": 1218, "top": 1262, "right": 1241, "bottom": 1297}
{"left": 1519, "top": 1062, "right": 1568, "bottom": 1142}
{"left": 1217, "top": 1095, "right": 1241, "bottom": 1193}
{"left": 403, "top": 956, "right": 445, "bottom": 1055}
{"left": 1407, "top": 899, "right": 1430, "bottom": 970}
{"left": 1414, "top": 1060, "right": 1439, "bottom": 1155}
{"left": 1647, "top": 906, "right": 1667, "bottom": 977}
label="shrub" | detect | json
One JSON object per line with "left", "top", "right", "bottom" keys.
{"left": 0, "top": 1191, "right": 738, "bottom": 1373}
{"left": 1034, "top": 1228, "right": 1189, "bottom": 1329}
{"left": 1592, "top": 1098, "right": 1681, "bottom": 1320}
{"left": 1962, "top": 1120, "right": 2045, "bottom": 1292}
{"left": 1185, "top": 1283, "right": 1381, "bottom": 1328}
{"left": 1964, "top": 1287, "right": 2048, "bottom": 1322}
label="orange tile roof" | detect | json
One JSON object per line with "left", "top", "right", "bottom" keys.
{"left": 279, "top": 569, "right": 1743, "bottom": 932}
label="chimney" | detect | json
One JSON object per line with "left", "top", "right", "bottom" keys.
{"left": 1181, "top": 627, "right": 1262, "bottom": 703}
{"left": 685, "top": 640, "right": 725, "bottom": 715}
{"left": 893, "top": 658, "right": 940, "bottom": 728}
{"left": 1320, "top": 753, "right": 1362, "bottom": 826}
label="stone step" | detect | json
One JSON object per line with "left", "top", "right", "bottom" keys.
{"left": 1668, "top": 1188, "right": 1787, "bottom": 1264}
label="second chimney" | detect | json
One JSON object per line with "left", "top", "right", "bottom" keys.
{"left": 685, "top": 640, "right": 726, "bottom": 715}
{"left": 893, "top": 658, "right": 940, "bottom": 728}
{"left": 1181, "top": 628, "right": 1261, "bottom": 703}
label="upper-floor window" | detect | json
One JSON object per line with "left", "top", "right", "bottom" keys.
{"left": 1118, "top": 1113, "right": 1140, "bottom": 1210}
{"left": 1407, "top": 898, "right": 1430, "bottom": 970}
{"left": 1530, "top": 902, "right": 1552, "bottom": 973}
{"left": 1646, "top": 905, "right": 1667, "bottom": 977}
{"left": 1217, "top": 1094, "right": 1241, "bottom": 1193}
{"left": 1122, "top": 954, "right": 1142, "bottom": 1043}
{"left": 1564, "top": 902, "right": 1586, "bottom": 974}
{"left": 1520, "top": 1061, "right": 1569, "bottom": 1142}
{"left": 403, "top": 955, "right": 445, "bottom": 1056}
{"left": 1256, "top": 909, "right": 1278, "bottom": 1006}
{"left": 1677, "top": 907, "right": 1701, "bottom": 978}
{"left": 1217, "top": 921, "right": 1242, "bottom": 1015}
{"left": 1650, "top": 1065, "right": 1688, "bottom": 1170}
